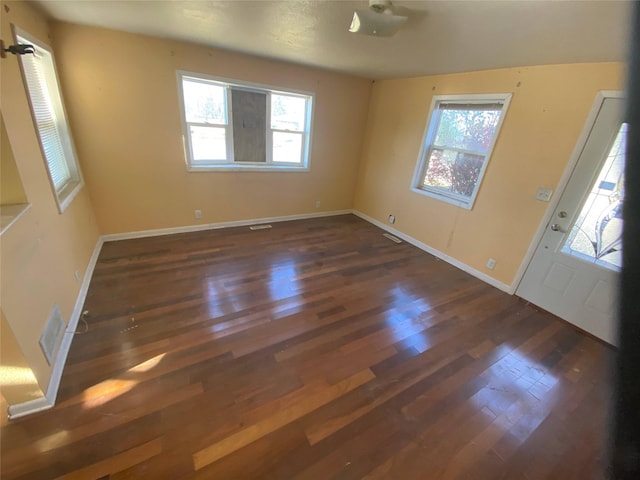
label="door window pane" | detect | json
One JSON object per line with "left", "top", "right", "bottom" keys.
{"left": 190, "top": 126, "right": 227, "bottom": 162}
{"left": 561, "top": 123, "right": 626, "bottom": 270}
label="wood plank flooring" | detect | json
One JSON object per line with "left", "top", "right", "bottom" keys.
{"left": 1, "top": 214, "right": 614, "bottom": 479}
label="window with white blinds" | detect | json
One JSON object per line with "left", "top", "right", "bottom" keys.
{"left": 16, "top": 29, "right": 82, "bottom": 212}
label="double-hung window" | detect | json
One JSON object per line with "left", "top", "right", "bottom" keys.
{"left": 412, "top": 94, "right": 511, "bottom": 209}
{"left": 178, "top": 71, "right": 313, "bottom": 171}
{"left": 15, "top": 28, "right": 83, "bottom": 213}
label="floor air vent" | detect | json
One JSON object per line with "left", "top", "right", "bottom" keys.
{"left": 39, "top": 305, "right": 65, "bottom": 365}
{"left": 249, "top": 224, "right": 272, "bottom": 231}
{"left": 383, "top": 233, "right": 402, "bottom": 244}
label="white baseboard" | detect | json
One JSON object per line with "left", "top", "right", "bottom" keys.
{"left": 351, "top": 210, "right": 513, "bottom": 294}
{"left": 7, "top": 236, "right": 104, "bottom": 420}
{"left": 101, "top": 210, "right": 353, "bottom": 242}
{"left": 5, "top": 396, "right": 52, "bottom": 419}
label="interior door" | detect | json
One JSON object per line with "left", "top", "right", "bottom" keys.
{"left": 517, "top": 96, "right": 625, "bottom": 345}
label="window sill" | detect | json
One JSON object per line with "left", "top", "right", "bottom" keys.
{"left": 55, "top": 180, "right": 83, "bottom": 214}
{"left": 0, "top": 203, "right": 31, "bottom": 236}
{"left": 410, "top": 186, "right": 474, "bottom": 210}
{"left": 187, "top": 164, "right": 309, "bottom": 173}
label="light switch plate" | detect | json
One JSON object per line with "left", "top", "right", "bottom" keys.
{"left": 535, "top": 187, "right": 553, "bottom": 202}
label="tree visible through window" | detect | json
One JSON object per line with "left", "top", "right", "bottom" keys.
{"left": 413, "top": 95, "right": 511, "bottom": 209}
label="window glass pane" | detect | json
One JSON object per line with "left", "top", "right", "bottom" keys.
{"left": 183, "top": 79, "right": 226, "bottom": 124}
{"left": 190, "top": 126, "right": 227, "bottom": 162}
{"left": 271, "top": 94, "right": 306, "bottom": 131}
{"left": 423, "top": 148, "right": 485, "bottom": 197}
{"left": 561, "top": 123, "right": 626, "bottom": 271}
{"left": 273, "top": 132, "right": 302, "bottom": 163}
{"left": 434, "top": 105, "right": 502, "bottom": 153}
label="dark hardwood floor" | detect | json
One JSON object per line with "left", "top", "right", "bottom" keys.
{"left": 1, "top": 214, "right": 613, "bottom": 479}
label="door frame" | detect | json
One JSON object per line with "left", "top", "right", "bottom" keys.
{"left": 511, "top": 90, "right": 625, "bottom": 294}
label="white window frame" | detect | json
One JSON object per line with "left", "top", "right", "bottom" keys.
{"left": 177, "top": 71, "right": 314, "bottom": 172}
{"left": 180, "top": 75, "right": 235, "bottom": 163}
{"left": 411, "top": 93, "right": 511, "bottom": 210}
{"left": 14, "top": 26, "right": 83, "bottom": 214}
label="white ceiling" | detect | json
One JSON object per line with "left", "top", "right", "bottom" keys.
{"left": 34, "top": 0, "right": 631, "bottom": 79}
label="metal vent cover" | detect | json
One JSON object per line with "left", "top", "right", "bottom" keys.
{"left": 383, "top": 233, "right": 402, "bottom": 244}
{"left": 39, "top": 305, "right": 65, "bottom": 365}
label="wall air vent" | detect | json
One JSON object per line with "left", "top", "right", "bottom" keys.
{"left": 249, "top": 224, "right": 272, "bottom": 231}
{"left": 39, "top": 305, "right": 65, "bottom": 365}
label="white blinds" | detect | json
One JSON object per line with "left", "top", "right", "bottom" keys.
{"left": 18, "top": 37, "right": 72, "bottom": 191}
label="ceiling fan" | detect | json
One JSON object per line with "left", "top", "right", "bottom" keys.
{"left": 348, "top": 0, "right": 410, "bottom": 37}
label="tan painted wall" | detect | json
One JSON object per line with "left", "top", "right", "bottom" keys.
{"left": 1, "top": 309, "right": 43, "bottom": 404}
{"left": 51, "top": 23, "right": 372, "bottom": 235}
{"left": 354, "top": 63, "right": 624, "bottom": 286}
{"left": 0, "top": 1, "right": 100, "bottom": 397}
{"left": 1, "top": 112, "right": 28, "bottom": 205}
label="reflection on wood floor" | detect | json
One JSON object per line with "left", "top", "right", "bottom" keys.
{"left": 1, "top": 214, "right": 612, "bottom": 479}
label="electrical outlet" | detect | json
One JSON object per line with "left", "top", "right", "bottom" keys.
{"left": 315, "top": 200, "right": 321, "bottom": 208}
{"left": 535, "top": 187, "right": 553, "bottom": 202}
{"left": 195, "top": 209, "right": 202, "bottom": 219}
{"left": 388, "top": 214, "right": 396, "bottom": 224}
{"left": 486, "top": 258, "right": 496, "bottom": 270}
{"left": 74, "top": 270, "right": 81, "bottom": 283}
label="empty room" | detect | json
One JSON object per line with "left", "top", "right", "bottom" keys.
{"left": 0, "top": 0, "right": 636, "bottom": 478}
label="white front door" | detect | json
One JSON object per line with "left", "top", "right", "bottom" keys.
{"left": 517, "top": 95, "right": 625, "bottom": 345}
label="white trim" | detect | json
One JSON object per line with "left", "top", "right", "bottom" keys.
{"left": 57, "top": 180, "right": 84, "bottom": 214}
{"left": 0, "top": 203, "right": 32, "bottom": 236}
{"left": 5, "top": 396, "right": 52, "bottom": 419}
{"left": 7, "top": 236, "right": 104, "bottom": 420}
{"left": 351, "top": 210, "right": 512, "bottom": 293}
{"left": 511, "top": 90, "right": 625, "bottom": 293}
{"left": 187, "top": 163, "right": 309, "bottom": 173}
{"left": 102, "top": 210, "right": 352, "bottom": 242}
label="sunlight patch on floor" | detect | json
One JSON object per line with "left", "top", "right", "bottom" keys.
{"left": 81, "top": 353, "right": 168, "bottom": 408}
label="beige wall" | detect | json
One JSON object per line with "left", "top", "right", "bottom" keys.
{"left": 51, "top": 23, "right": 372, "bottom": 235}
{"left": 0, "top": 1, "right": 100, "bottom": 397}
{"left": 354, "top": 63, "right": 624, "bottom": 286}
{"left": 1, "top": 112, "right": 28, "bottom": 205}
{"left": 1, "top": 309, "right": 43, "bottom": 404}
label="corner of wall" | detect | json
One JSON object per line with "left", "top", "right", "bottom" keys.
{"left": 0, "top": 0, "right": 102, "bottom": 415}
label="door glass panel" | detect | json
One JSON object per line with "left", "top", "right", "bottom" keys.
{"left": 561, "top": 123, "right": 627, "bottom": 271}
